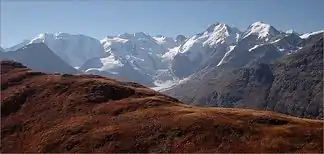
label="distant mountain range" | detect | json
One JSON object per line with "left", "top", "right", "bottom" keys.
{"left": 1, "top": 21, "right": 323, "bottom": 89}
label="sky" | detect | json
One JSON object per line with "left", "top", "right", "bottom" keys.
{"left": 1, "top": 0, "right": 324, "bottom": 48}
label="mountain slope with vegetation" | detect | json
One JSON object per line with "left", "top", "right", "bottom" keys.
{"left": 1, "top": 60, "right": 323, "bottom": 153}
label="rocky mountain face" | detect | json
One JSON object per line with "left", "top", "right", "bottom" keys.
{"left": 163, "top": 33, "right": 323, "bottom": 119}
{"left": 1, "top": 60, "right": 323, "bottom": 153}
{"left": 0, "top": 43, "right": 79, "bottom": 74}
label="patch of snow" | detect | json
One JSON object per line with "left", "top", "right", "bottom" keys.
{"left": 248, "top": 44, "right": 262, "bottom": 52}
{"left": 178, "top": 76, "right": 191, "bottom": 84}
{"left": 109, "top": 71, "right": 119, "bottom": 75}
{"left": 151, "top": 76, "right": 191, "bottom": 92}
{"left": 152, "top": 35, "right": 177, "bottom": 49}
{"left": 151, "top": 80, "right": 177, "bottom": 91}
{"left": 300, "top": 30, "right": 324, "bottom": 39}
{"left": 217, "top": 45, "right": 236, "bottom": 66}
{"left": 162, "top": 46, "right": 180, "bottom": 60}
{"left": 286, "top": 29, "right": 294, "bottom": 34}
{"left": 85, "top": 67, "right": 101, "bottom": 72}
{"left": 270, "top": 38, "right": 281, "bottom": 44}
{"left": 99, "top": 55, "right": 124, "bottom": 71}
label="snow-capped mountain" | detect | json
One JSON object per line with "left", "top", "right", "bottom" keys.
{"left": 2, "top": 21, "right": 323, "bottom": 89}
{"left": 79, "top": 32, "right": 183, "bottom": 86}
{"left": 5, "top": 33, "right": 105, "bottom": 67}
{"left": 202, "top": 22, "right": 301, "bottom": 69}
{"left": 179, "top": 22, "right": 241, "bottom": 57}
{"left": 169, "top": 22, "right": 242, "bottom": 78}
{"left": 98, "top": 32, "right": 170, "bottom": 75}
{"left": 242, "top": 21, "right": 281, "bottom": 41}
{"left": 159, "top": 22, "right": 322, "bottom": 91}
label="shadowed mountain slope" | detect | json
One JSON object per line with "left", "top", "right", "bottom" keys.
{"left": 163, "top": 33, "right": 323, "bottom": 119}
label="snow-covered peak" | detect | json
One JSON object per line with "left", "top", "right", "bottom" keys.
{"left": 29, "top": 33, "right": 48, "bottom": 42}
{"left": 177, "top": 23, "right": 241, "bottom": 56}
{"left": 251, "top": 21, "right": 266, "bottom": 26}
{"left": 286, "top": 29, "right": 294, "bottom": 34}
{"left": 205, "top": 22, "right": 220, "bottom": 32}
{"left": 300, "top": 30, "right": 324, "bottom": 39}
{"left": 5, "top": 32, "right": 104, "bottom": 67}
{"left": 205, "top": 23, "right": 235, "bottom": 33}
{"left": 168, "top": 22, "right": 241, "bottom": 69}
{"left": 243, "top": 21, "right": 280, "bottom": 39}
{"left": 202, "top": 23, "right": 241, "bottom": 46}
{"left": 100, "top": 32, "right": 175, "bottom": 75}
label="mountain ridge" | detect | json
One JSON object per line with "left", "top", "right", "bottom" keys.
{"left": 3, "top": 22, "right": 323, "bottom": 87}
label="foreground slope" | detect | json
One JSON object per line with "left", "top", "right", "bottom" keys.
{"left": 1, "top": 61, "right": 323, "bottom": 153}
{"left": 164, "top": 33, "right": 323, "bottom": 119}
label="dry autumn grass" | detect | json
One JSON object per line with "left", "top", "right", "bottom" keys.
{"left": 1, "top": 60, "right": 323, "bottom": 153}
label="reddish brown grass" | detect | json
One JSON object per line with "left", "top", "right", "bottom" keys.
{"left": 1, "top": 61, "right": 323, "bottom": 153}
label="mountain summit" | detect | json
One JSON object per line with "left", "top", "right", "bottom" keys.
{"left": 242, "top": 21, "right": 281, "bottom": 40}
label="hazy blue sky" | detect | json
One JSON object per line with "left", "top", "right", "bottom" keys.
{"left": 1, "top": 0, "right": 323, "bottom": 47}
